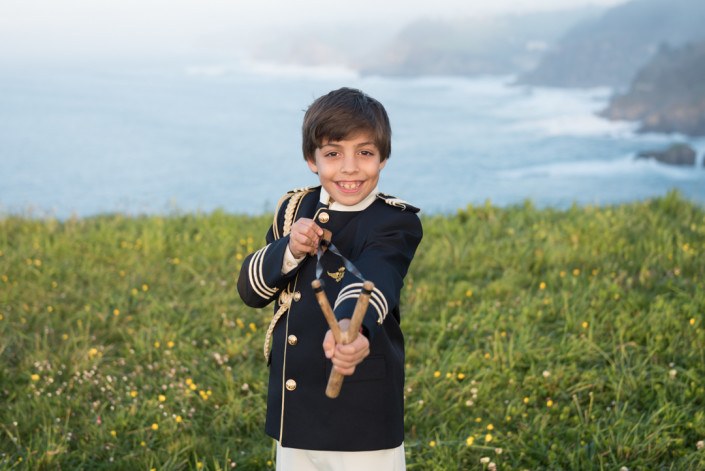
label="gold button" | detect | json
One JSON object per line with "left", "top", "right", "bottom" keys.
{"left": 318, "top": 212, "right": 330, "bottom": 223}
{"left": 287, "top": 335, "right": 298, "bottom": 346}
{"left": 285, "top": 379, "right": 297, "bottom": 391}
{"left": 293, "top": 291, "right": 301, "bottom": 302}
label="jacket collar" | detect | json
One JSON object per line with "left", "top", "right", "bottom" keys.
{"left": 319, "top": 187, "right": 379, "bottom": 212}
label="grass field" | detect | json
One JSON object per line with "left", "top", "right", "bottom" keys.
{"left": 1, "top": 191, "right": 704, "bottom": 470}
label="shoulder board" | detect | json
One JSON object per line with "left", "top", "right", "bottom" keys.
{"left": 273, "top": 186, "right": 317, "bottom": 240}
{"left": 376, "top": 193, "right": 420, "bottom": 213}
{"left": 287, "top": 185, "right": 317, "bottom": 195}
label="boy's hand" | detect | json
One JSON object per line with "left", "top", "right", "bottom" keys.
{"left": 288, "top": 218, "right": 324, "bottom": 258}
{"left": 322, "top": 318, "right": 370, "bottom": 376}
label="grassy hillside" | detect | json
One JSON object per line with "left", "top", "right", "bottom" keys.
{"left": 1, "top": 192, "right": 704, "bottom": 469}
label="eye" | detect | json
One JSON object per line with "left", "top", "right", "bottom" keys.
{"left": 324, "top": 151, "right": 340, "bottom": 158}
{"left": 359, "top": 150, "right": 376, "bottom": 157}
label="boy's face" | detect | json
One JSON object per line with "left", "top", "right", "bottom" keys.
{"left": 307, "top": 132, "right": 386, "bottom": 207}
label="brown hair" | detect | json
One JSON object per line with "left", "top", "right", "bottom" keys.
{"left": 302, "top": 87, "right": 392, "bottom": 162}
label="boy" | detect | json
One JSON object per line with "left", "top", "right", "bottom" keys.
{"left": 237, "top": 87, "right": 422, "bottom": 470}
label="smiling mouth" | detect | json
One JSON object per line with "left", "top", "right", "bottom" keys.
{"left": 336, "top": 181, "right": 362, "bottom": 191}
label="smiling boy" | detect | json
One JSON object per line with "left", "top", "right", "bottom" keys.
{"left": 237, "top": 87, "right": 422, "bottom": 470}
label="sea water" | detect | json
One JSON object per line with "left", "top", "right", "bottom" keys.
{"left": 1, "top": 60, "right": 704, "bottom": 218}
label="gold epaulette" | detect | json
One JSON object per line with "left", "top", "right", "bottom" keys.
{"left": 272, "top": 186, "right": 316, "bottom": 240}
{"left": 376, "top": 193, "right": 420, "bottom": 213}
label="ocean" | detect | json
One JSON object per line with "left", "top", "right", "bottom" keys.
{"left": 2, "top": 60, "right": 704, "bottom": 218}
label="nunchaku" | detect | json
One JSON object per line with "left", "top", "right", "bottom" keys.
{"left": 311, "top": 229, "right": 375, "bottom": 399}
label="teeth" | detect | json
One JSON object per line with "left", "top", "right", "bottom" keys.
{"left": 339, "top": 182, "right": 361, "bottom": 190}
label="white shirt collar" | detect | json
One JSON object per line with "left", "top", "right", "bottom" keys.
{"left": 320, "top": 186, "right": 379, "bottom": 212}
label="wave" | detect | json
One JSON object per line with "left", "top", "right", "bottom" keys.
{"left": 491, "top": 84, "right": 636, "bottom": 137}
{"left": 500, "top": 155, "right": 703, "bottom": 180}
{"left": 508, "top": 114, "right": 638, "bottom": 138}
{"left": 185, "top": 60, "right": 359, "bottom": 80}
{"left": 185, "top": 65, "right": 237, "bottom": 77}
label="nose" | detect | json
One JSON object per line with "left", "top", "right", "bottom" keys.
{"left": 340, "top": 154, "right": 358, "bottom": 174}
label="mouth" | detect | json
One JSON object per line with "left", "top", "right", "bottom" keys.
{"left": 335, "top": 181, "right": 363, "bottom": 192}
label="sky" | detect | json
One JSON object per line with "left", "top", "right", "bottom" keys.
{"left": 1, "top": 0, "right": 630, "bottom": 61}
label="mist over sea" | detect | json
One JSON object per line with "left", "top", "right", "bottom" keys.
{"left": 2, "top": 60, "right": 704, "bottom": 218}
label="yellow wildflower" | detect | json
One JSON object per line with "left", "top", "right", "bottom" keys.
{"left": 151, "top": 423, "right": 159, "bottom": 431}
{"left": 466, "top": 436, "right": 475, "bottom": 446}
{"left": 175, "top": 415, "right": 183, "bottom": 423}
{"left": 113, "top": 309, "right": 120, "bottom": 317}
{"left": 429, "top": 440, "right": 436, "bottom": 447}
{"left": 485, "top": 433, "right": 493, "bottom": 443}
{"left": 130, "top": 390, "right": 138, "bottom": 398}
{"left": 167, "top": 341, "right": 175, "bottom": 348}
{"left": 547, "top": 399, "right": 554, "bottom": 408}
{"left": 433, "top": 370, "right": 441, "bottom": 378}
{"left": 110, "top": 430, "right": 117, "bottom": 438}
{"left": 539, "top": 281, "right": 546, "bottom": 290}
{"left": 31, "top": 374, "right": 40, "bottom": 382}
{"left": 158, "top": 395, "right": 166, "bottom": 402}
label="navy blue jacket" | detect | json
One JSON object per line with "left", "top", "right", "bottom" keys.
{"left": 237, "top": 186, "right": 422, "bottom": 451}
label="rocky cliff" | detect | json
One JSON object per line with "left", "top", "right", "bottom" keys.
{"left": 601, "top": 41, "right": 705, "bottom": 136}
{"left": 518, "top": 0, "right": 705, "bottom": 88}
{"left": 359, "top": 9, "right": 600, "bottom": 77}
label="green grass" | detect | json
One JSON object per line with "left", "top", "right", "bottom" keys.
{"left": 1, "top": 191, "right": 704, "bottom": 470}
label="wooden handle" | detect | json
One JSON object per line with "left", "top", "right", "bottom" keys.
{"left": 311, "top": 279, "right": 342, "bottom": 343}
{"left": 344, "top": 280, "right": 374, "bottom": 344}
{"left": 325, "top": 280, "right": 375, "bottom": 399}
{"left": 318, "top": 229, "right": 333, "bottom": 253}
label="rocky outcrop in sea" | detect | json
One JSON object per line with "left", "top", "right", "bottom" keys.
{"left": 601, "top": 40, "right": 705, "bottom": 137}
{"left": 636, "top": 143, "right": 700, "bottom": 166}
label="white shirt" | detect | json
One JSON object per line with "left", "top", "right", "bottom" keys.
{"left": 281, "top": 187, "right": 379, "bottom": 274}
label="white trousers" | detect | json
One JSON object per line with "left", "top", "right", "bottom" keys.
{"left": 275, "top": 442, "right": 406, "bottom": 471}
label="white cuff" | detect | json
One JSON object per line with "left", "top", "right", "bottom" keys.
{"left": 282, "top": 244, "right": 305, "bottom": 274}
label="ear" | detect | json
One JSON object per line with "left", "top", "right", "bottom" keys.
{"left": 306, "top": 157, "right": 318, "bottom": 174}
{"left": 379, "top": 158, "right": 387, "bottom": 170}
